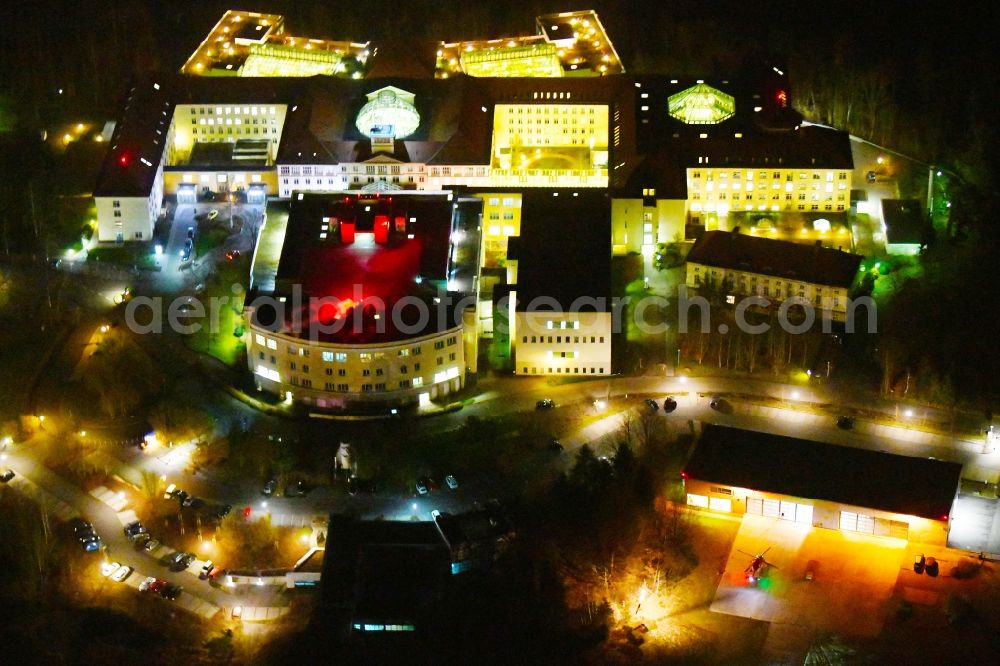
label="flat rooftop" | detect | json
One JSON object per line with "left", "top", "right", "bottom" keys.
{"left": 882, "top": 199, "right": 929, "bottom": 245}
{"left": 250, "top": 191, "right": 458, "bottom": 343}
{"left": 505, "top": 189, "right": 612, "bottom": 312}
{"left": 684, "top": 425, "right": 962, "bottom": 521}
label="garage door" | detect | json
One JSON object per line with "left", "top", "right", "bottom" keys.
{"left": 840, "top": 511, "right": 874, "bottom": 534}
{"left": 687, "top": 493, "right": 708, "bottom": 508}
{"left": 747, "top": 498, "right": 811, "bottom": 523}
{"left": 709, "top": 497, "right": 732, "bottom": 512}
{"left": 841, "top": 511, "right": 908, "bottom": 539}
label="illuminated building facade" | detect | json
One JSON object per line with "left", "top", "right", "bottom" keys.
{"left": 685, "top": 230, "right": 863, "bottom": 322}
{"left": 180, "top": 10, "right": 370, "bottom": 78}
{"left": 684, "top": 425, "right": 961, "bottom": 545}
{"left": 491, "top": 190, "right": 613, "bottom": 377}
{"left": 92, "top": 9, "right": 857, "bottom": 393}
{"left": 244, "top": 191, "right": 473, "bottom": 409}
{"left": 437, "top": 10, "right": 624, "bottom": 78}
{"left": 614, "top": 75, "right": 854, "bottom": 256}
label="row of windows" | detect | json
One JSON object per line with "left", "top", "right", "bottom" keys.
{"left": 192, "top": 117, "right": 276, "bottom": 126}
{"left": 260, "top": 337, "right": 456, "bottom": 361}
{"left": 260, "top": 352, "right": 455, "bottom": 372}
{"left": 522, "top": 366, "right": 606, "bottom": 374}
{"left": 521, "top": 335, "right": 605, "bottom": 344}
{"left": 692, "top": 170, "right": 848, "bottom": 180}
{"left": 189, "top": 106, "right": 277, "bottom": 115}
{"left": 287, "top": 376, "right": 433, "bottom": 392}
{"left": 693, "top": 182, "right": 847, "bottom": 192}
{"left": 693, "top": 193, "right": 845, "bottom": 201}
{"left": 192, "top": 127, "right": 277, "bottom": 135}
{"left": 691, "top": 203, "right": 846, "bottom": 212}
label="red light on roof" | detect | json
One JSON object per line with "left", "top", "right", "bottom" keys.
{"left": 680, "top": 471, "right": 688, "bottom": 479}
{"left": 941, "top": 514, "right": 948, "bottom": 521}
{"left": 775, "top": 90, "right": 788, "bottom": 108}
{"left": 118, "top": 153, "right": 129, "bottom": 167}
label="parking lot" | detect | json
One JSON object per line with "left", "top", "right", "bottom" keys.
{"left": 712, "top": 514, "right": 906, "bottom": 638}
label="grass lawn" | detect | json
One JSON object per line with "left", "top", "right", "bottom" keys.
{"left": 185, "top": 255, "right": 250, "bottom": 365}
{"left": 88, "top": 243, "right": 157, "bottom": 269}
{"left": 195, "top": 225, "right": 229, "bottom": 257}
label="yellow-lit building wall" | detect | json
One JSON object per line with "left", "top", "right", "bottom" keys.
{"left": 163, "top": 169, "right": 277, "bottom": 195}
{"left": 477, "top": 192, "right": 522, "bottom": 267}
{"left": 490, "top": 102, "right": 608, "bottom": 187}
{"left": 169, "top": 104, "right": 288, "bottom": 164}
{"left": 612, "top": 197, "right": 688, "bottom": 255}
{"left": 461, "top": 43, "right": 562, "bottom": 78}
{"left": 514, "top": 311, "right": 612, "bottom": 376}
{"left": 686, "top": 167, "right": 852, "bottom": 222}
{"left": 245, "top": 320, "right": 466, "bottom": 408}
{"left": 685, "top": 261, "right": 854, "bottom": 321}
{"left": 684, "top": 477, "right": 950, "bottom": 546}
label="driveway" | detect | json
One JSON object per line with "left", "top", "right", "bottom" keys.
{"left": 712, "top": 513, "right": 906, "bottom": 637}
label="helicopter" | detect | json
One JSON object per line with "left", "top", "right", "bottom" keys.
{"left": 739, "top": 547, "right": 777, "bottom": 585}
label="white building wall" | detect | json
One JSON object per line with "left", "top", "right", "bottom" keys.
{"left": 96, "top": 195, "right": 157, "bottom": 242}
{"left": 514, "top": 311, "right": 611, "bottom": 376}
{"left": 686, "top": 261, "right": 852, "bottom": 321}
{"left": 245, "top": 319, "right": 466, "bottom": 408}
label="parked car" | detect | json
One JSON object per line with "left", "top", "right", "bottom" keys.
{"left": 837, "top": 416, "right": 855, "bottom": 430}
{"left": 110, "top": 565, "right": 133, "bottom": 583}
{"left": 173, "top": 490, "right": 190, "bottom": 505}
{"left": 147, "top": 579, "right": 167, "bottom": 594}
{"left": 207, "top": 209, "right": 219, "bottom": 221}
{"left": 348, "top": 477, "right": 377, "bottom": 495}
{"left": 160, "top": 583, "right": 183, "bottom": 601}
{"left": 186, "top": 226, "right": 195, "bottom": 240}
{"left": 925, "top": 557, "right": 939, "bottom": 577}
{"left": 143, "top": 539, "right": 160, "bottom": 553}
{"left": 914, "top": 553, "right": 926, "bottom": 574}
{"left": 547, "top": 439, "right": 564, "bottom": 453}
{"left": 644, "top": 398, "right": 659, "bottom": 411}
{"left": 100, "top": 561, "right": 120, "bottom": 577}
{"left": 181, "top": 495, "right": 201, "bottom": 508}
{"left": 138, "top": 576, "right": 158, "bottom": 592}
{"left": 199, "top": 561, "right": 215, "bottom": 580}
{"left": 0, "top": 468, "right": 14, "bottom": 483}
{"left": 213, "top": 504, "right": 233, "bottom": 519}
{"left": 415, "top": 478, "right": 429, "bottom": 495}
{"left": 535, "top": 398, "right": 555, "bottom": 410}
{"left": 123, "top": 521, "right": 147, "bottom": 539}
{"left": 866, "top": 170, "right": 877, "bottom": 183}
{"left": 207, "top": 566, "right": 225, "bottom": 581}
{"left": 261, "top": 478, "right": 276, "bottom": 496}
{"left": 445, "top": 475, "right": 459, "bottom": 490}
{"left": 663, "top": 397, "right": 678, "bottom": 413}
{"left": 286, "top": 480, "right": 307, "bottom": 497}
{"left": 170, "top": 552, "right": 196, "bottom": 571}
{"left": 80, "top": 536, "right": 101, "bottom": 552}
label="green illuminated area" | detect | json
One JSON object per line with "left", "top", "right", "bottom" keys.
{"left": 490, "top": 104, "right": 609, "bottom": 185}
{"left": 241, "top": 43, "right": 345, "bottom": 77}
{"left": 668, "top": 83, "right": 735, "bottom": 124}
{"left": 460, "top": 43, "right": 563, "bottom": 78}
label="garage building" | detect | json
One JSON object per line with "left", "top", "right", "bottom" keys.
{"left": 683, "top": 425, "right": 962, "bottom": 545}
